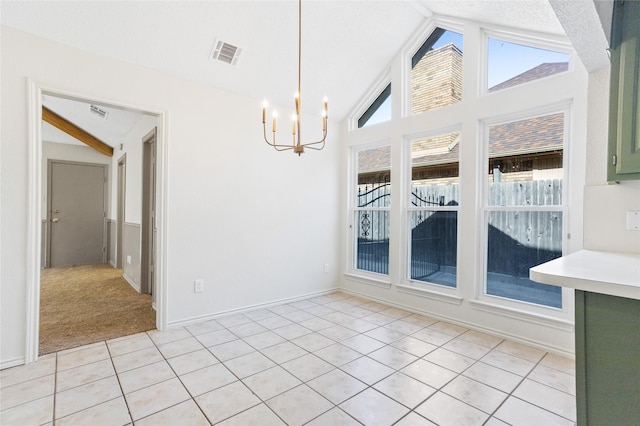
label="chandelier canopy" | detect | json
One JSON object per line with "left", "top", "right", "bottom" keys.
{"left": 262, "top": 0, "right": 328, "bottom": 156}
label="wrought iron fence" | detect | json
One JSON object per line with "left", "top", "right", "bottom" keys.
{"left": 356, "top": 181, "right": 390, "bottom": 274}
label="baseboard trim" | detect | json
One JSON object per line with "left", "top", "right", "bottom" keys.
{"left": 1, "top": 356, "right": 26, "bottom": 370}
{"left": 168, "top": 287, "right": 339, "bottom": 329}
{"left": 123, "top": 273, "right": 140, "bottom": 293}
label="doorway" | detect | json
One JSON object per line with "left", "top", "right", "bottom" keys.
{"left": 26, "top": 81, "right": 167, "bottom": 362}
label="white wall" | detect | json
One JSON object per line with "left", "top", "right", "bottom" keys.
{"left": 1, "top": 26, "right": 340, "bottom": 367}
{"left": 582, "top": 58, "right": 640, "bottom": 254}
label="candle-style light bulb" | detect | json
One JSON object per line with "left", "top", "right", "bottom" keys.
{"left": 262, "top": 100, "right": 268, "bottom": 123}
{"left": 292, "top": 114, "right": 297, "bottom": 135}
{"left": 322, "top": 97, "right": 328, "bottom": 132}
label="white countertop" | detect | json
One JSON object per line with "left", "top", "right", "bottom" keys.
{"left": 530, "top": 250, "right": 640, "bottom": 300}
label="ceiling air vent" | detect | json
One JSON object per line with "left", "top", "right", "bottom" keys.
{"left": 211, "top": 40, "right": 241, "bottom": 65}
{"left": 90, "top": 104, "right": 109, "bottom": 119}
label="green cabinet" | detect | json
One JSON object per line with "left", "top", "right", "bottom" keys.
{"left": 574, "top": 290, "right": 640, "bottom": 425}
{"left": 608, "top": 0, "right": 640, "bottom": 181}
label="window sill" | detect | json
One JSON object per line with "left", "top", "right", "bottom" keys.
{"left": 470, "top": 298, "right": 573, "bottom": 331}
{"left": 396, "top": 283, "right": 463, "bottom": 305}
{"left": 343, "top": 272, "right": 392, "bottom": 289}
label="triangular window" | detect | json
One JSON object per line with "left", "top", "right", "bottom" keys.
{"left": 487, "top": 38, "right": 569, "bottom": 92}
{"left": 358, "top": 84, "right": 391, "bottom": 128}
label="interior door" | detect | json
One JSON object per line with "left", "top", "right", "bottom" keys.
{"left": 117, "top": 156, "right": 126, "bottom": 269}
{"left": 48, "top": 160, "right": 107, "bottom": 267}
{"left": 141, "top": 128, "right": 157, "bottom": 295}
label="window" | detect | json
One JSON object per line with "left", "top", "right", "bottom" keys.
{"left": 345, "top": 18, "right": 581, "bottom": 335}
{"left": 353, "top": 145, "right": 391, "bottom": 275}
{"left": 487, "top": 37, "right": 569, "bottom": 92}
{"left": 407, "top": 132, "right": 459, "bottom": 287}
{"left": 412, "top": 28, "right": 463, "bottom": 115}
{"left": 483, "top": 112, "right": 565, "bottom": 308}
{"left": 358, "top": 84, "right": 391, "bottom": 128}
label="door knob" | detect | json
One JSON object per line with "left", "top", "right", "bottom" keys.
{"left": 52, "top": 218, "right": 59, "bottom": 223}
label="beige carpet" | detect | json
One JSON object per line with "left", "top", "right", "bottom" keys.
{"left": 39, "top": 264, "right": 156, "bottom": 355}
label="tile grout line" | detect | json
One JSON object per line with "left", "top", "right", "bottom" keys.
{"left": 52, "top": 353, "right": 58, "bottom": 424}
{"left": 172, "top": 318, "right": 289, "bottom": 425}
{"left": 221, "top": 305, "right": 368, "bottom": 425}
{"left": 104, "top": 340, "right": 134, "bottom": 425}
{"left": 260, "top": 307, "right": 363, "bottom": 426}
{"left": 137, "top": 328, "right": 214, "bottom": 424}
{"left": 217, "top": 310, "right": 330, "bottom": 426}
{"left": 512, "top": 355, "right": 576, "bottom": 422}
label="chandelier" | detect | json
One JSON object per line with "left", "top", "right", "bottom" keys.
{"left": 262, "top": 0, "right": 328, "bottom": 156}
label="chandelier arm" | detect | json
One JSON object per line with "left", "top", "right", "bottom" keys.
{"left": 262, "top": 125, "right": 276, "bottom": 146}
{"left": 263, "top": 124, "right": 295, "bottom": 150}
{"left": 300, "top": 133, "right": 327, "bottom": 148}
{"left": 303, "top": 141, "right": 326, "bottom": 150}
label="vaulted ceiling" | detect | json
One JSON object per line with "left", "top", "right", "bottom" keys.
{"left": 1, "top": 1, "right": 609, "bottom": 148}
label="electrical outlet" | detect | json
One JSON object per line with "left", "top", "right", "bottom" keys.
{"left": 194, "top": 279, "right": 204, "bottom": 293}
{"left": 324, "top": 263, "right": 329, "bottom": 273}
{"left": 627, "top": 210, "right": 640, "bottom": 230}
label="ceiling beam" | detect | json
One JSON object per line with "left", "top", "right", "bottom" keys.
{"left": 42, "top": 106, "right": 114, "bottom": 157}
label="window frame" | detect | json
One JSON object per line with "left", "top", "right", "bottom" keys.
{"left": 350, "top": 71, "right": 392, "bottom": 131}
{"left": 401, "top": 127, "right": 462, "bottom": 297}
{"left": 481, "top": 29, "right": 574, "bottom": 96}
{"left": 357, "top": 84, "right": 391, "bottom": 128}
{"left": 347, "top": 141, "right": 393, "bottom": 285}
{"left": 403, "top": 20, "right": 466, "bottom": 119}
{"left": 476, "top": 104, "right": 573, "bottom": 320}
{"left": 343, "top": 16, "right": 584, "bottom": 336}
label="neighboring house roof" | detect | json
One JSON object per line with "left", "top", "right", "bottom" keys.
{"left": 488, "top": 112, "right": 564, "bottom": 157}
{"left": 488, "top": 62, "right": 569, "bottom": 92}
{"left": 410, "top": 112, "right": 563, "bottom": 169}
{"left": 358, "top": 145, "right": 391, "bottom": 174}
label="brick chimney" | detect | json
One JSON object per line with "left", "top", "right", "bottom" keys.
{"left": 411, "top": 43, "right": 463, "bottom": 114}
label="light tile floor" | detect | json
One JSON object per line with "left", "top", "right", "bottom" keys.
{"left": 0, "top": 292, "right": 576, "bottom": 425}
